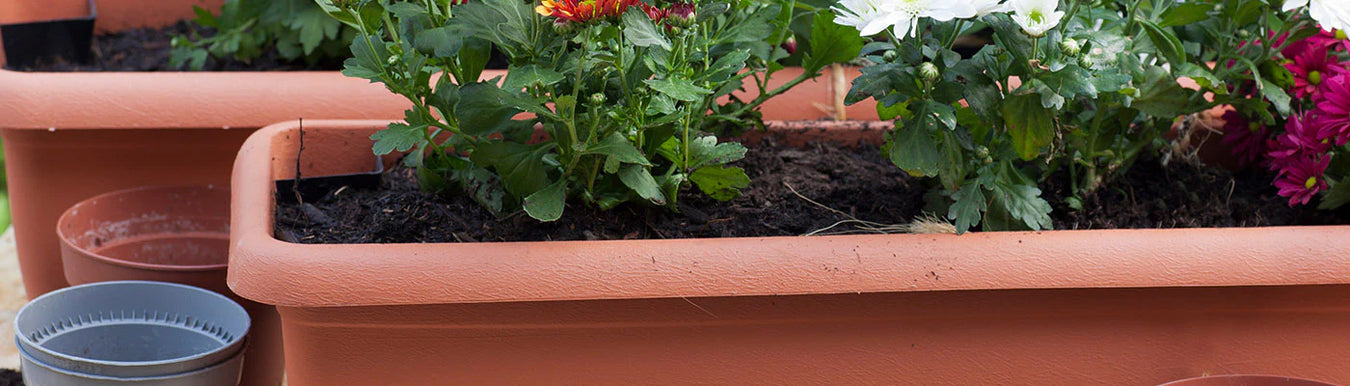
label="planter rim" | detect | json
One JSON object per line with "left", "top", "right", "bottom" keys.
{"left": 0, "top": 0, "right": 93, "bottom": 26}
{"left": 0, "top": 66, "right": 868, "bottom": 131}
{"left": 58, "top": 184, "right": 230, "bottom": 272}
{"left": 0, "top": 69, "right": 409, "bottom": 130}
{"left": 229, "top": 122, "right": 1350, "bottom": 308}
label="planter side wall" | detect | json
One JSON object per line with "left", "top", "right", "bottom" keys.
{"left": 275, "top": 285, "right": 1350, "bottom": 385}
{"left": 2, "top": 128, "right": 253, "bottom": 295}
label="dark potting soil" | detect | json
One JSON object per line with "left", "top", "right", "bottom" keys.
{"left": 0, "top": 369, "right": 21, "bottom": 386}
{"left": 5, "top": 21, "right": 338, "bottom": 72}
{"left": 275, "top": 125, "right": 1348, "bottom": 244}
{"left": 6, "top": 21, "right": 510, "bottom": 72}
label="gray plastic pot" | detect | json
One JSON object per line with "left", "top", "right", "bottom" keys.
{"left": 13, "top": 280, "right": 250, "bottom": 385}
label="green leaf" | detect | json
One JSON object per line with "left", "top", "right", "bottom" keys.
{"left": 1319, "top": 179, "right": 1350, "bottom": 210}
{"left": 1001, "top": 93, "right": 1055, "bottom": 161}
{"left": 989, "top": 179, "right": 1053, "bottom": 231}
{"left": 687, "top": 136, "right": 747, "bottom": 169}
{"left": 503, "top": 64, "right": 565, "bottom": 89}
{"left": 1177, "top": 63, "right": 1226, "bottom": 94}
{"left": 470, "top": 141, "right": 555, "bottom": 197}
{"left": 718, "top": 4, "right": 779, "bottom": 44}
{"left": 341, "top": 34, "right": 388, "bottom": 81}
{"left": 414, "top": 26, "right": 464, "bottom": 57}
{"left": 455, "top": 82, "right": 525, "bottom": 135}
{"left": 584, "top": 133, "right": 651, "bottom": 166}
{"left": 1159, "top": 2, "right": 1213, "bottom": 27}
{"left": 877, "top": 99, "right": 911, "bottom": 121}
{"left": 192, "top": 5, "right": 218, "bottom": 27}
{"left": 448, "top": 0, "right": 536, "bottom": 56}
{"left": 645, "top": 78, "right": 712, "bottom": 102}
{"left": 1040, "top": 64, "right": 1098, "bottom": 99}
{"left": 1131, "top": 66, "right": 1190, "bottom": 118}
{"left": 1257, "top": 76, "right": 1293, "bottom": 117}
{"left": 689, "top": 166, "right": 751, "bottom": 201}
{"left": 888, "top": 124, "right": 942, "bottom": 177}
{"left": 621, "top": 9, "right": 671, "bottom": 50}
{"left": 523, "top": 180, "right": 567, "bottom": 221}
{"left": 619, "top": 164, "right": 668, "bottom": 205}
{"left": 947, "top": 183, "right": 986, "bottom": 234}
{"left": 1138, "top": 19, "right": 1187, "bottom": 65}
{"left": 803, "top": 11, "right": 863, "bottom": 73}
{"left": 370, "top": 122, "right": 426, "bottom": 155}
{"left": 702, "top": 49, "right": 752, "bottom": 83}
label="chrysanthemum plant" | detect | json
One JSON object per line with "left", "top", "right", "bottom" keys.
{"left": 834, "top": 0, "right": 1309, "bottom": 233}
{"left": 1191, "top": 0, "right": 1350, "bottom": 209}
{"left": 319, "top": 0, "right": 859, "bottom": 221}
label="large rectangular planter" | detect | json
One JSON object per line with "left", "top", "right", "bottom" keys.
{"left": 0, "top": 64, "right": 867, "bottom": 300}
{"left": 231, "top": 120, "right": 1350, "bottom": 385}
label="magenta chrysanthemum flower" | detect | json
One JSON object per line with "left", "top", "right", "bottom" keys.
{"left": 1284, "top": 42, "right": 1344, "bottom": 100}
{"left": 1272, "top": 155, "right": 1331, "bottom": 206}
{"left": 1316, "top": 71, "right": 1350, "bottom": 145}
{"left": 1267, "top": 111, "right": 1335, "bottom": 170}
{"left": 1220, "top": 110, "right": 1268, "bottom": 166}
{"left": 1305, "top": 29, "right": 1350, "bottom": 53}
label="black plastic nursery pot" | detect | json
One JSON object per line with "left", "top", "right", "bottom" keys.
{"left": 0, "top": 0, "right": 96, "bottom": 68}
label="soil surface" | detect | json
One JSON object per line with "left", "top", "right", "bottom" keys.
{"left": 5, "top": 21, "right": 340, "bottom": 72}
{"left": 0, "top": 369, "right": 20, "bottom": 386}
{"left": 275, "top": 128, "right": 1348, "bottom": 244}
{"left": 6, "top": 21, "right": 510, "bottom": 72}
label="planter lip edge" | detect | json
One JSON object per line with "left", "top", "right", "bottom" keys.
{"left": 229, "top": 123, "right": 1350, "bottom": 308}
{"left": 0, "top": 68, "right": 408, "bottom": 131}
{"left": 0, "top": 0, "right": 95, "bottom": 27}
{"left": 0, "top": 66, "right": 858, "bottom": 130}
{"left": 57, "top": 184, "right": 231, "bottom": 273}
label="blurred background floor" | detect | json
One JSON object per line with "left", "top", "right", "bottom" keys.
{"left": 1, "top": 228, "right": 23, "bottom": 370}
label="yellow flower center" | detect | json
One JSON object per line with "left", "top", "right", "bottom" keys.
{"left": 1310, "top": 70, "right": 1323, "bottom": 85}
{"left": 1305, "top": 176, "right": 1318, "bottom": 189}
{"left": 1338, "top": 30, "right": 1348, "bottom": 41}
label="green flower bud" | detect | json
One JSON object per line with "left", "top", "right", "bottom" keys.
{"left": 1059, "top": 39, "right": 1081, "bottom": 57}
{"left": 590, "top": 93, "right": 607, "bottom": 104}
{"left": 1078, "top": 55, "right": 1094, "bottom": 69}
{"left": 882, "top": 50, "right": 898, "bottom": 62}
{"left": 919, "top": 62, "right": 940, "bottom": 82}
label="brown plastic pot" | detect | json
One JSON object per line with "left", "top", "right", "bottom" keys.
{"left": 0, "top": 64, "right": 869, "bottom": 301}
{"left": 57, "top": 185, "right": 284, "bottom": 386}
{"left": 231, "top": 120, "right": 1350, "bottom": 385}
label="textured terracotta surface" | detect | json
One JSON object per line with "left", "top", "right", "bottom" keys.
{"left": 231, "top": 121, "right": 1350, "bottom": 385}
{"left": 1160, "top": 374, "right": 1339, "bottom": 386}
{"left": 0, "top": 0, "right": 223, "bottom": 31}
{"left": 56, "top": 185, "right": 283, "bottom": 386}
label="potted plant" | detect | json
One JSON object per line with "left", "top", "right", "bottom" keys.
{"left": 230, "top": 0, "right": 1350, "bottom": 384}
{"left": 0, "top": 0, "right": 866, "bottom": 301}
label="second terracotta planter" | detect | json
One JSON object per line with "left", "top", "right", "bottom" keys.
{"left": 57, "top": 185, "right": 283, "bottom": 386}
{"left": 230, "top": 120, "right": 1350, "bottom": 385}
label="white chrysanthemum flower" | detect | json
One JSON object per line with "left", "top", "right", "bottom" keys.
{"left": 833, "top": 0, "right": 904, "bottom": 36}
{"left": 892, "top": 1, "right": 977, "bottom": 38}
{"left": 1283, "top": 0, "right": 1350, "bottom": 34}
{"left": 1009, "top": 0, "right": 1064, "bottom": 37}
{"left": 834, "top": 0, "right": 977, "bottom": 38}
{"left": 972, "top": 0, "right": 1010, "bottom": 17}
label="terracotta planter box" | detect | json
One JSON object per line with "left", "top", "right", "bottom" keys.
{"left": 231, "top": 120, "right": 1350, "bottom": 385}
{"left": 0, "top": 59, "right": 865, "bottom": 300}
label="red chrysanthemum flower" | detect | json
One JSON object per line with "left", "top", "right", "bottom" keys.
{"left": 1284, "top": 42, "right": 1344, "bottom": 100}
{"left": 1272, "top": 155, "right": 1331, "bottom": 207}
{"left": 1267, "top": 111, "right": 1335, "bottom": 170}
{"left": 536, "top": 0, "right": 642, "bottom": 23}
{"left": 1220, "top": 110, "right": 1268, "bottom": 166}
{"left": 1316, "top": 71, "right": 1350, "bottom": 145}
